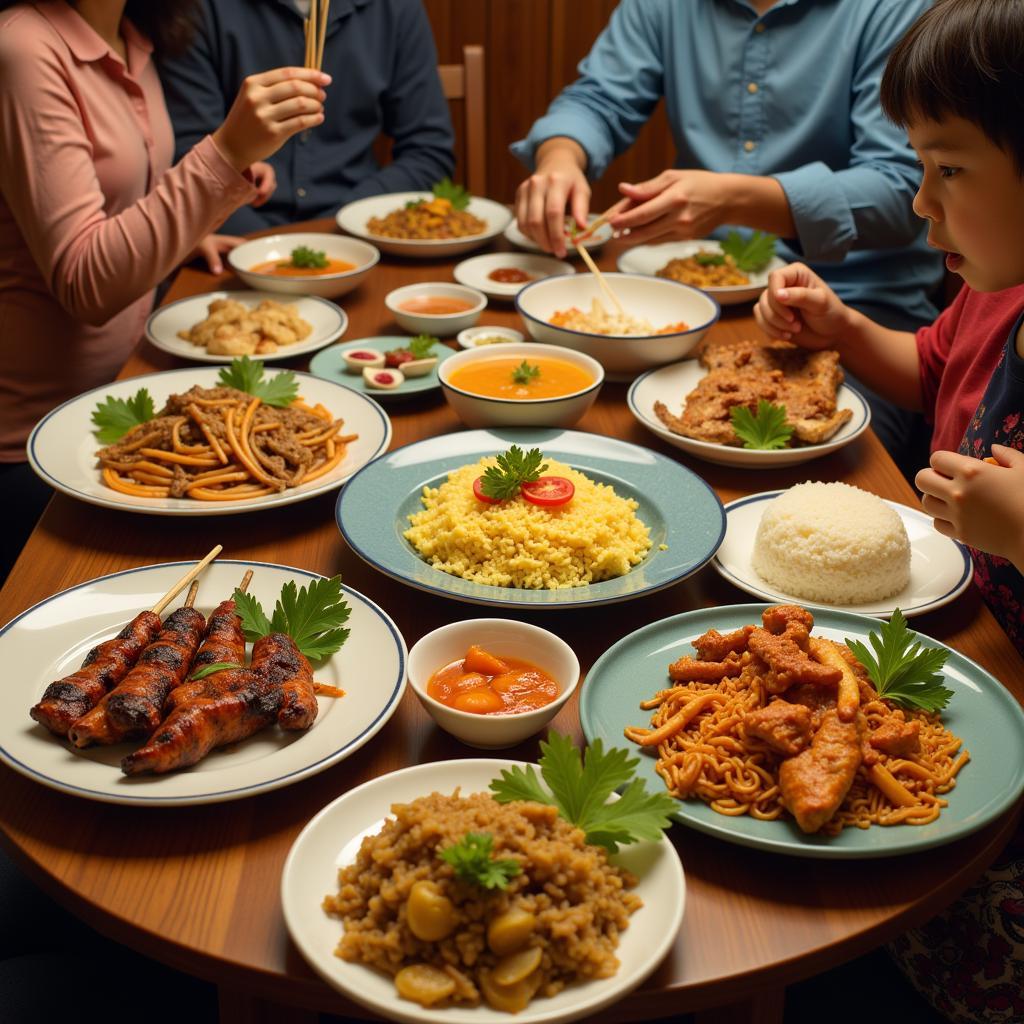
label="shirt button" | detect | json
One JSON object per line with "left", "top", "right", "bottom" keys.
{"left": 755, "top": 22, "right": 766, "bottom": 33}
{"left": 747, "top": 82, "right": 759, "bottom": 94}
{"left": 744, "top": 140, "right": 756, "bottom": 152}
{"left": 296, "top": 187, "right": 307, "bottom": 197}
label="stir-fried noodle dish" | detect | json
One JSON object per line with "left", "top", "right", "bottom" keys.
{"left": 550, "top": 299, "right": 688, "bottom": 337}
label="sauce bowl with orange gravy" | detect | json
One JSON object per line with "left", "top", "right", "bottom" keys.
{"left": 439, "top": 343, "right": 604, "bottom": 429}
{"left": 385, "top": 282, "right": 486, "bottom": 336}
{"left": 407, "top": 619, "right": 580, "bottom": 748}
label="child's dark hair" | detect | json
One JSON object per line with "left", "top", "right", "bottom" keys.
{"left": 881, "top": 0, "right": 1024, "bottom": 174}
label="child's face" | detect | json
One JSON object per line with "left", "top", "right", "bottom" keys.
{"left": 909, "top": 116, "right": 1024, "bottom": 292}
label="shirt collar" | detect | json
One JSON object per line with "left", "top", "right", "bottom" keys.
{"left": 37, "top": 2, "right": 151, "bottom": 64}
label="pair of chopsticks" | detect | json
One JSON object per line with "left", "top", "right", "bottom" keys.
{"left": 304, "top": 0, "right": 331, "bottom": 71}
{"left": 574, "top": 240, "right": 627, "bottom": 319}
{"left": 572, "top": 198, "right": 628, "bottom": 244}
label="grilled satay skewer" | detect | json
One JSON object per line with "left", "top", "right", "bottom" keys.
{"left": 28, "top": 546, "right": 222, "bottom": 737}
{"left": 68, "top": 582, "right": 206, "bottom": 748}
{"left": 265, "top": 632, "right": 318, "bottom": 730}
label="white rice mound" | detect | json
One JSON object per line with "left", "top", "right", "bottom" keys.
{"left": 751, "top": 481, "right": 911, "bottom": 604}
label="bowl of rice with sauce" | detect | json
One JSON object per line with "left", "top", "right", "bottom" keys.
{"left": 751, "top": 481, "right": 911, "bottom": 604}
{"left": 404, "top": 456, "right": 652, "bottom": 589}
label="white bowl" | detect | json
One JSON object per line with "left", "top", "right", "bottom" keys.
{"left": 385, "top": 282, "right": 486, "bottom": 336}
{"left": 515, "top": 273, "right": 719, "bottom": 380}
{"left": 505, "top": 214, "right": 614, "bottom": 254}
{"left": 335, "top": 192, "right": 512, "bottom": 257}
{"left": 456, "top": 325, "right": 526, "bottom": 349}
{"left": 453, "top": 252, "right": 575, "bottom": 301}
{"left": 439, "top": 343, "right": 603, "bottom": 429}
{"left": 407, "top": 619, "right": 580, "bottom": 749}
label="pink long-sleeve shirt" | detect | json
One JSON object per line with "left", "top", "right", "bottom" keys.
{"left": 0, "top": 2, "right": 257, "bottom": 462}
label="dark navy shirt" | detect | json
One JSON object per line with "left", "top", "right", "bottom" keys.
{"left": 958, "top": 312, "right": 1024, "bottom": 655}
{"left": 158, "top": 0, "right": 455, "bottom": 233}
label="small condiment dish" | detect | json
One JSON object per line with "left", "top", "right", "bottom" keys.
{"left": 439, "top": 342, "right": 603, "bottom": 429}
{"left": 407, "top": 619, "right": 580, "bottom": 749}
{"left": 385, "top": 282, "right": 486, "bottom": 336}
{"left": 456, "top": 325, "right": 526, "bottom": 349}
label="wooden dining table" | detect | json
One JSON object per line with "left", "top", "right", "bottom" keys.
{"left": 1, "top": 218, "right": 1021, "bottom": 1024}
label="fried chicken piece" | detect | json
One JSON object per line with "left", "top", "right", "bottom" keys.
{"left": 761, "top": 604, "right": 815, "bottom": 635}
{"left": 779, "top": 709, "right": 863, "bottom": 833}
{"left": 692, "top": 626, "right": 753, "bottom": 661}
{"left": 668, "top": 655, "right": 744, "bottom": 682}
{"left": 749, "top": 626, "right": 841, "bottom": 693}
{"left": 869, "top": 716, "right": 922, "bottom": 756}
{"left": 785, "top": 683, "right": 837, "bottom": 728}
{"left": 744, "top": 700, "right": 813, "bottom": 756}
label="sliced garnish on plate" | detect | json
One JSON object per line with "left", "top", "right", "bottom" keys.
{"left": 730, "top": 400, "right": 793, "bottom": 450}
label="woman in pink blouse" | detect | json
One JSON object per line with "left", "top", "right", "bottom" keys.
{"left": 0, "top": 0, "right": 331, "bottom": 577}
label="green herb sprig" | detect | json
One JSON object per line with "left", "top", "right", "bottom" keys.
{"left": 288, "top": 246, "right": 329, "bottom": 269}
{"left": 511, "top": 361, "right": 541, "bottom": 386}
{"left": 409, "top": 334, "right": 439, "bottom": 359}
{"left": 217, "top": 357, "right": 299, "bottom": 408}
{"left": 91, "top": 388, "right": 156, "bottom": 444}
{"left": 490, "top": 732, "right": 676, "bottom": 854}
{"left": 846, "top": 609, "right": 952, "bottom": 712}
{"left": 188, "top": 661, "right": 243, "bottom": 682}
{"left": 439, "top": 833, "right": 522, "bottom": 890}
{"left": 720, "top": 229, "right": 777, "bottom": 273}
{"left": 432, "top": 177, "right": 471, "bottom": 211}
{"left": 479, "top": 446, "right": 548, "bottom": 501}
{"left": 730, "top": 400, "right": 794, "bottom": 450}
{"left": 694, "top": 251, "right": 726, "bottom": 267}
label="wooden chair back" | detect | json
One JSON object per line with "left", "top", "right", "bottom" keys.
{"left": 437, "top": 44, "right": 487, "bottom": 195}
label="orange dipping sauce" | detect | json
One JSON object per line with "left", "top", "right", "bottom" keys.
{"left": 427, "top": 645, "right": 559, "bottom": 715}
{"left": 250, "top": 258, "right": 355, "bottom": 277}
{"left": 448, "top": 356, "right": 594, "bottom": 400}
{"left": 399, "top": 296, "right": 475, "bottom": 316}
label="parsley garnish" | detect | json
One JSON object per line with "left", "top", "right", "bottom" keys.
{"left": 846, "top": 609, "right": 953, "bottom": 712}
{"left": 288, "top": 246, "right": 328, "bottom": 270}
{"left": 730, "top": 400, "right": 793, "bottom": 450}
{"left": 511, "top": 361, "right": 541, "bottom": 385}
{"left": 720, "top": 229, "right": 777, "bottom": 273}
{"left": 490, "top": 732, "right": 676, "bottom": 854}
{"left": 479, "top": 446, "right": 548, "bottom": 501}
{"left": 409, "top": 334, "right": 439, "bottom": 359}
{"left": 91, "top": 388, "right": 156, "bottom": 444}
{"left": 432, "top": 177, "right": 471, "bottom": 211}
{"left": 438, "top": 833, "right": 521, "bottom": 890}
{"left": 188, "top": 661, "right": 243, "bottom": 682}
{"left": 217, "top": 357, "right": 299, "bottom": 408}
{"left": 694, "top": 250, "right": 726, "bottom": 267}
{"left": 233, "top": 575, "right": 351, "bottom": 662}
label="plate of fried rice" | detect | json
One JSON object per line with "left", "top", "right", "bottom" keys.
{"left": 335, "top": 427, "right": 726, "bottom": 608}
{"left": 281, "top": 758, "right": 685, "bottom": 1023}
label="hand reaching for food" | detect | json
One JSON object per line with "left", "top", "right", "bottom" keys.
{"left": 916, "top": 446, "right": 1024, "bottom": 569}
{"left": 514, "top": 137, "right": 591, "bottom": 258}
{"left": 608, "top": 169, "right": 731, "bottom": 246}
{"left": 754, "top": 262, "right": 854, "bottom": 348}
{"left": 188, "top": 233, "right": 246, "bottom": 275}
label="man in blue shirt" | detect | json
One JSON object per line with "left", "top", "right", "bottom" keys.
{"left": 160, "top": 0, "right": 455, "bottom": 234}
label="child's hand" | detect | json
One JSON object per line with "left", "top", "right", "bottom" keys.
{"left": 916, "top": 445, "right": 1024, "bottom": 567}
{"left": 754, "top": 262, "right": 853, "bottom": 348}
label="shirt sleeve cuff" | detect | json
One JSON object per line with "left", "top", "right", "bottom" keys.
{"left": 191, "top": 135, "right": 259, "bottom": 203}
{"left": 510, "top": 114, "right": 613, "bottom": 180}
{"left": 772, "top": 162, "right": 858, "bottom": 263}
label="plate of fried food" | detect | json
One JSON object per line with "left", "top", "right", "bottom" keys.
{"left": 627, "top": 340, "right": 870, "bottom": 467}
{"left": 27, "top": 359, "right": 392, "bottom": 515}
{"left": 617, "top": 233, "right": 786, "bottom": 306}
{"left": 282, "top": 737, "right": 685, "bottom": 1023}
{"left": 581, "top": 602, "right": 1024, "bottom": 858}
{"left": 336, "top": 179, "right": 512, "bottom": 257}
{"left": 146, "top": 290, "right": 348, "bottom": 363}
{"left": 0, "top": 558, "right": 407, "bottom": 805}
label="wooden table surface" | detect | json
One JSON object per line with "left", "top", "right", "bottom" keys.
{"left": 2, "top": 221, "right": 1021, "bottom": 1024}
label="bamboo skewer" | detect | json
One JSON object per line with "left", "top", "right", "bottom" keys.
{"left": 574, "top": 240, "right": 628, "bottom": 319}
{"left": 183, "top": 580, "right": 200, "bottom": 609}
{"left": 238, "top": 569, "right": 254, "bottom": 595}
{"left": 316, "top": 0, "right": 330, "bottom": 70}
{"left": 150, "top": 544, "right": 223, "bottom": 616}
{"left": 303, "top": 0, "right": 330, "bottom": 71}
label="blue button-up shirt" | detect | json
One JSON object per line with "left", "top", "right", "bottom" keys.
{"left": 159, "top": 0, "right": 455, "bottom": 234}
{"left": 512, "top": 0, "right": 942, "bottom": 326}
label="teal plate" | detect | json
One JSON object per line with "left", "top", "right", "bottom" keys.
{"left": 581, "top": 604, "right": 1024, "bottom": 858}
{"left": 308, "top": 337, "right": 456, "bottom": 398}
{"left": 336, "top": 428, "right": 726, "bottom": 608}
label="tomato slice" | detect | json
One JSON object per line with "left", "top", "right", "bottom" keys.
{"left": 520, "top": 476, "right": 574, "bottom": 507}
{"left": 472, "top": 476, "right": 503, "bottom": 504}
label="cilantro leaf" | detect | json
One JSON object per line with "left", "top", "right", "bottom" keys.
{"left": 289, "top": 246, "right": 328, "bottom": 269}
{"left": 409, "top": 334, "right": 439, "bottom": 359}
{"left": 233, "top": 588, "right": 272, "bottom": 643}
{"left": 730, "top": 400, "right": 793, "bottom": 450}
{"left": 719, "top": 229, "right": 777, "bottom": 273}
{"left": 479, "top": 446, "right": 548, "bottom": 501}
{"left": 438, "top": 832, "right": 521, "bottom": 890}
{"left": 694, "top": 250, "right": 726, "bottom": 267}
{"left": 511, "top": 361, "right": 541, "bottom": 386}
{"left": 217, "top": 357, "right": 299, "bottom": 408}
{"left": 490, "top": 732, "right": 676, "bottom": 853}
{"left": 91, "top": 388, "right": 156, "bottom": 444}
{"left": 432, "top": 177, "right": 471, "bottom": 211}
{"left": 846, "top": 609, "right": 953, "bottom": 712}
{"left": 188, "top": 661, "right": 243, "bottom": 682}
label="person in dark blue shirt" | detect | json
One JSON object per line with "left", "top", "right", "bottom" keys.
{"left": 159, "top": 0, "right": 455, "bottom": 234}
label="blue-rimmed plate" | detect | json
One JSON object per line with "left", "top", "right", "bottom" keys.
{"left": 713, "top": 491, "right": 973, "bottom": 618}
{"left": 336, "top": 428, "right": 725, "bottom": 608}
{"left": 581, "top": 603, "right": 1024, "bottom": 858}
{"left": 309, "top": 337, "right": 457, "bottom": 399}
{"left": 0, "top": 560, "right": 406, "bottom": 806}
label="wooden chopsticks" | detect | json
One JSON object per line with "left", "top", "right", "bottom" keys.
{"left": 574, "top": 239, "right": 628, "bottom": 319}
{"left": 573, "top": 198, "right": 628, "bottom": 244}
{"left": 304, "top": 0, "right": 331, "bottom": 71}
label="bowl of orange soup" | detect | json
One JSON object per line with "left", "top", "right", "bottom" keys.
{"left": 439, "top": 343, "right": 604, "bottom": 428}
{"left": 385, "top": 282, "right": 486, "bottom": 336}
{"left": 407, "top": 619, "right": 580, "bottom": 748}
{"left": 228, "top": 233, "right": 380, "bottom": 299}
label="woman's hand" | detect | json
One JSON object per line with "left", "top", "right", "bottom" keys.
{"left": 250, "top": 161, "right": 276, "bottom": 207}
{"left": 608, "top": 170, "right": 733, "bottom": 245}
{"left": 213, "top": 67, "right": 330, "bottom": 173}
{"left": 514, "top": 138, "right": 591, "bottom": 258}
{"left": 188, "top": 233, "right": 245, "bottom": 275}
{"left": 916, "top": 446, "right": 1024, "bottom": 568}
{"left": 754, "top": 263, "right": 853, "bottom": 347}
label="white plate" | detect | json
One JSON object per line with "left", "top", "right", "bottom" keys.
{"left": 617, "top": 240, "right": 787, "bottom": 306}
{"left": 27, "top": 367, "right": 392, "bottom": 516}
{"left": 628, "top": 359, "right": 870, "bottom": 467}
{"left": 456, "top": 325, "right": 526, "bottom": 349}
{"left": 454, "top": 253, "right": 575, "bottom": 301}
{"left": 146, "top": 290, "right": 347, "bottom": 364}
{"left": 0, "top": 560, "right": 407, "bottom": 805}
{"left": 713, "top": 491, "right": 973, "bottom": 617}
{"left": 282, "top": 758, "right": 686, "bottom": 1024}
{"left": 336, "top": 192, "right": 512, "bottom": 257}
{"left": 505, "top": 215, "right": 614, "bottom": 255}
